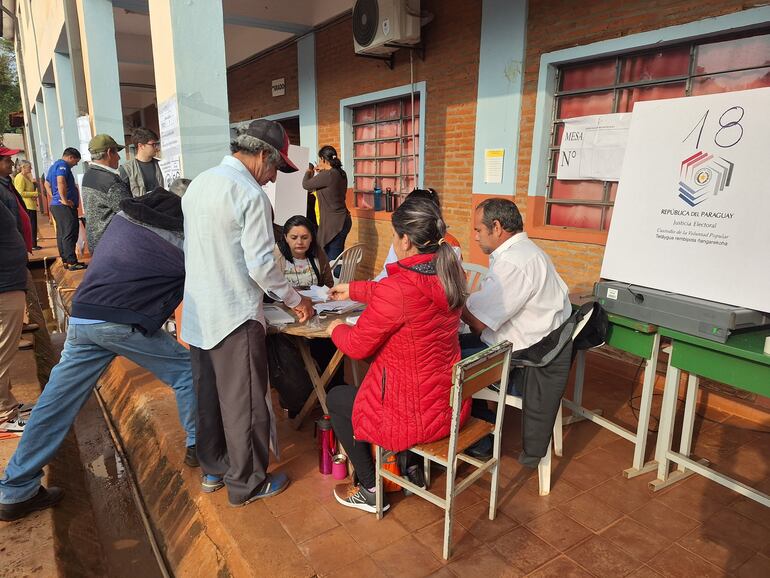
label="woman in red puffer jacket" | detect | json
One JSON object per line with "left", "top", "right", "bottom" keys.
{"left": 325, "top": 195, "right": 468, "bottom": 514}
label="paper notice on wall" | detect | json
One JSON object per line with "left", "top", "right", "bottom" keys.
{"left": 557, "top": 113, "right": 631, "bottom": 181}
{"left": 484, "top": 149, "right": 505, "bottom": 184}
{"left": 76, "top": 116, "right": 92, "bottom": 162}
{"left": 158, "top": 97, "right": 182, "bottom": 186}
{"left": 601, "top": 87, "right": 770, "bottom": 312}
{"left": 158, "top": 157, "right": 181, "bottom": 189}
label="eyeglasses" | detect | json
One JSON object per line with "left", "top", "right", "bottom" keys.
{"left": 142, "top": 141, "right": 160, "bottom": 148}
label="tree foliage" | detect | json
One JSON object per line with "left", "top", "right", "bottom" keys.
{"left": 0, "top": 39, "right": 22, "bottom": 135}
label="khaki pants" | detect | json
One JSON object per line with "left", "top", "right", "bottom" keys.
{"left": 0, "top": 291, "right": 25, "bottom": 422}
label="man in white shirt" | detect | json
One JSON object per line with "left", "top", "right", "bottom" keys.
{"left": 182, "top": 120, "right": 314, "bottom": 507}
{"left": 461, "top": 198, "right": 571, "bottom": 462}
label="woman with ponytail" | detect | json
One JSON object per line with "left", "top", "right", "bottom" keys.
{"left": 323, "top": 195, "right": 468, "bottom": 514}
{"left": 302, "top": 145, "right": 351, "bottom": 261}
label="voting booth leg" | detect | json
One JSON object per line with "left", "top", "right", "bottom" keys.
{"left": 562, "top": 350, "right": 604, "bottom": 427}
{"left": 624, "top": 332, "right": 661, "bottom": 478}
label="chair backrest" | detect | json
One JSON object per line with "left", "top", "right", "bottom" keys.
{"left": 330, "top": 243, "right": 365, "bottom": 284}
{"left": 450, "top": 341, "right": 513, "bottom": 408}
{"left": 462, "top": 262, "right": 488, "bottom": 293}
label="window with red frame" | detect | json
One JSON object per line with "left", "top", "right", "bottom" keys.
{"left": 547, "top": 29, "right": 770, "bottom": 231}
{"left": 352, "top": 95, "right": 420, "bottom": 211}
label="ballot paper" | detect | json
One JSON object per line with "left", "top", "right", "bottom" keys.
{"left": 263, "top": 305, "right": 296, "bottom": 325}
{"left": 298, "top": 285, "right": 330, "bottom": 303}
{"left": 313, "top": 300, "right": 362, "bottom": 316}
{"left": 345, "top": 315, "right": 361, "bottom": 325}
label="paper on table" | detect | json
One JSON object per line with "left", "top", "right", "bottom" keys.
{"left": 263, "top": 305, "right": 296, "bottom": 325}
{"left": 313, "top": 300, "right": 362, "bottom": 315}
{"left": 298, "top": 285, "right": 330, "bottom": 302}
{"left": 345, "top": 315, "right": 361, "bottom": 325}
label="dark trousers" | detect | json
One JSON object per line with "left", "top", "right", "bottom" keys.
{"left": 50, "top": 204, "right": 79, "bottom": 264}
{"left": 327, "top": 384, "right": 376, "bottom": 489}
{"left": 323, "top": 214, "right": 352, "bottom": 262}
{"left": 26, "top": 209, "right": 38, "bottom": 245}
{"left": 190, "top": 320, "right": 271, "bottom": 503}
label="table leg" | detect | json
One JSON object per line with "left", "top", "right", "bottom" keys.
{"left": 650, "top": 349, "right": 682, "bottom": 490}
{"left": 676, "top": 374, "right": 699, "bottom": 473}
{"left": 291, "top": 340, "right": 345, "bottom": 430}
{"left": 624, "top": 332, "right": 660, "bottom": 478}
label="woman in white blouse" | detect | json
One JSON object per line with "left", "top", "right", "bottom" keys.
{"left": 273, "top": 215, "right": 333, "bottom": 289}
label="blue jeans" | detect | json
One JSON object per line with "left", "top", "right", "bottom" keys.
{"left": 324, "top": 214, "right": 352, "bottom": 263}
{"left": 0, "top": 322, "right": 196, "bottom": 504}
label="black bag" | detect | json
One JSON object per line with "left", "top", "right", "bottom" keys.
{"left": 266, "top": 333, "right": 313, "bottom": 415}
{"left": 572, "top": 301, "right": 609, "bottom": 352}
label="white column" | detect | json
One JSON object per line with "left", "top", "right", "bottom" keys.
{"left": 148, "top": 0, "right": 231, "bottom": 180}
{"left": 53, "top": 52, "right": 80, "bottom": 154}
{"left": 76, "top": 0, "right": 125, "bottom": 140}
{"left": 42, "top": 85, "right": 64, "bottom": 161}
{"left": 297, "top": 33, "right": 318, "bottom": 152}
{"left": 33, "top": 103, "right": 51, "bottom": 176}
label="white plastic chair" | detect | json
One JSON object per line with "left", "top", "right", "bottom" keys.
{"left": 462, "top": 262, "right": 487, "bottom": 293}
{"left": 329, "top": 243, "right": 365, "bottom": 285}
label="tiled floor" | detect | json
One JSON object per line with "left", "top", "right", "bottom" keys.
{"left": 264, "top": 355, "right": 770, "bottom": 577}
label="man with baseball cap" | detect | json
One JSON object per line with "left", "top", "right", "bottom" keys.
{"left": 46, "top": 147, "right": 83, "bottom": 270}
{"left": 81, "top": 134, "right": 130, "bottom": 253}
{"left": 182, "top": 119, "right": 313, "bottom": 506}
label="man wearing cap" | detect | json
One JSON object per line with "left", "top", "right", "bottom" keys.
{"left": 46, "top": 148, "right": 84, "bottom": 270}
{"left": 81, "top": 135, "right": 131, "bottom": 253}
{"left": 182, "top": 119, "right": 314, "bottom": 506}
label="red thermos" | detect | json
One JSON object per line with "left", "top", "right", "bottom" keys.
{"left": 316, "top": 415, "right": 336, "bottom": 475}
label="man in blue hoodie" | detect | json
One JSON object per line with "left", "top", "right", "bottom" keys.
{"left": 0, "top": 187, "right": 197, "bottom": 521}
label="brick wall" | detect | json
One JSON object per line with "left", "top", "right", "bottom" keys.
{"left": 228, "top": 43, "right": 299, "bottom": 122}
{"left": 517, "top": 0, "right": 758, "bottom": 289}
{"left": 316, "top": 0, "right": 482, "bottom": 278}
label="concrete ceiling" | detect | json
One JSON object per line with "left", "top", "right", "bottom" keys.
{"left": 113, "top": 0, "right": 353, "bottom": 114}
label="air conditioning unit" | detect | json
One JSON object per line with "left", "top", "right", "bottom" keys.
{"left": 353, "top": 0, "right": 421, "bottom": 56}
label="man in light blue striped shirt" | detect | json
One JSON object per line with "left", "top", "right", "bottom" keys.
{"left": 182, "top": 120, "right": 314, "bottom": 506}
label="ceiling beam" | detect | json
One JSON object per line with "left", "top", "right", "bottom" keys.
{"left": 112, "top": 0, "right": 312, "bottom": 35}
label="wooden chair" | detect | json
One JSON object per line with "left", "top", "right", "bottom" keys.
{"left": 329, "top": 243, "right": 365, "bottom": 285}
{"left": 374, "top": 341, "right": 513, "bottom": 560}
{"left": 462, "top": 262, "right": 487, "bottom": 293}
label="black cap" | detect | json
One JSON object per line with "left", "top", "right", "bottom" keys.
{"left": 244, "top": 119, "right": 298, "bottom": 173}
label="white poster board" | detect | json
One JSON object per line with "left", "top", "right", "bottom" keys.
{"left": 557, "top": 113, "right": 631, "bottom": 181}
{"left": 601, "top": 87, "right": 770, "bottom": 313}
{"left": 263, "top": 144, "right": 310, "bottom": 226}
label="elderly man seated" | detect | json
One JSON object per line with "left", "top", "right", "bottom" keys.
{"left": 461, "top": 198, "right": 572, "bottom": 465}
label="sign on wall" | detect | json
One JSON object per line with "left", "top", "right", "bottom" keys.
{"left": 556, "top": 113, "right": 631, "bottom": 181}
{"left": 272, "top": 78, "right": 286, "bottom": 97}
{"left": 601, "top": 87, "right": 770, "bottom": 313}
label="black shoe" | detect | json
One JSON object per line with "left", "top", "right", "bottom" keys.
{"left": 67, "top": 262, "right": 87, "bottom": 271}
{"left": 397, "top": 452, "right": 426, "bottom": 496}
{"left": 463, "top": 437, "right": 493, "bottom": 461}
{"left": 184, "top": 445, "right": 199, "bottom": 468}
{"left": 0, "top": 486, "right": 64, "bottom": 522}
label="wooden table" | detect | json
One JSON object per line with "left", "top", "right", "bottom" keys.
{"left": 650, "top": 327, "right": 770, "bottom": 506}
{"left": 266, "top": 308, "right": 354, "bottom": 430}
{"left": 566, "top": 299, "right": 660, "bottom": 478}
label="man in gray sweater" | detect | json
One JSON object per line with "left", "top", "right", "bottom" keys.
{"left": 81, "top": 135, "right": 131, "bottom": 253}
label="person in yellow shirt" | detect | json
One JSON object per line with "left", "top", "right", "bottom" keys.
{"left": 13, "top": 161, "right": 41, "bottom": 251}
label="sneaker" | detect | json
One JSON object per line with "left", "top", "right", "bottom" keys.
{"left": 1, "top": 417, "right": 27, "bottom": 433}
{"left": 65, "top": 262, "right": 87, "bottom": 271}
{"left": 201, "top": 474, "right": 224, "bottom": 494}
{"left": 333, "top": 483, "right": 390, "bottom": 514}
{"left": 0, "top": 486, "right": 64, "bottom": 521}
{"left": 17, "top": 403, "right": 34, "bottom": 415}
{"left": 184, "top": 445, "right": 199, "bottom": 468}
{"left": 229, "top": 472, "right": 290, "bottom": 507}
